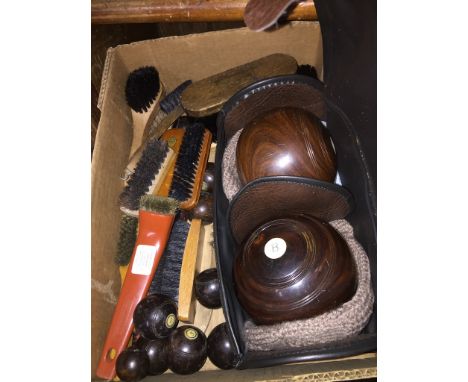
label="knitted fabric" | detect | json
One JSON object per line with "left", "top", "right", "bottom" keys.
{"left": 222, "top": 129, "right": 243, "bottom": 201}
{"left": 243, "top": 219, "right": 374, "bottom": 351}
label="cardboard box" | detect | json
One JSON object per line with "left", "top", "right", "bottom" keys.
{"left": 92, "top": 21, "right": 376, "bottom": 381}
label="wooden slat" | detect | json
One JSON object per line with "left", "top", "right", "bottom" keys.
{"left": 92, "top": 0, "right": 316, "bottom": 24}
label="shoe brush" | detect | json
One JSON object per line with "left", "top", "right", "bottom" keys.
{"left": 154, "top": 122, "right": 212, "bottom": 210}
{"left": 116, "top": 191, "right": 213, "bottom": 320}
{"left": 119, "top": 139, "right": 176, "bottom": 217}
{"left": 177, "top": 192, "right": 214, "bottom": 323}
{"left": 180, "top": 53, "right": 298, "bottom": 117}
{"left": 96, "top": 195, "right": 180, "bottom": 381}
{"left": 118, "top": 195, "right": 212, "bottom": 306}
{"left": 125, "top": 66, "right": 165, "bottom": 157}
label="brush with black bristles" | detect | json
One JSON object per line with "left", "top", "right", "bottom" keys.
{"left": 122, "top": 80, "right": 192, "bottom": 182}
{"left": 97, "top": 195, "right": 179, "bottom": 381}
{"left": 148, "top": 217, "right": 190, "bottom": 302}
{"left": 148, "top": 195, "right": 213, "bottom": 323}
{"left": 125, "top": 66, "right": 165, "bottom": 163}
{"left": 166, "top": 122, "right": 212, "bottom": 210}
{"left": 125, "top": 66, "right": 163, "bottom": 113}
{"left": 159, "top": 79, "right": 192, "bottom": 114}
{"left": 119, "top": 138, "right": 176, "bottom": 217}
{"left": 296, "top": 64, "right": 318, "bottom": 80}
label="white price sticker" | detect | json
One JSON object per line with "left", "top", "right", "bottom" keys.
{"left": 131, "top": 245, "right": 157, "bottom": 275}
{"left": 264, "top": 238, "right": 287, "bottom": 259}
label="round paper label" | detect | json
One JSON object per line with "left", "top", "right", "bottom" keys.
{"left": 264, "top": 238, "right": 287, "bottom": 259}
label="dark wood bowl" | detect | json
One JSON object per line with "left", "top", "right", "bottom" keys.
{"left": 236, "top": 107, "right": 336, "bottom": 186}
{"left": 233, "top": 215, "right": 357, "bottom": 325}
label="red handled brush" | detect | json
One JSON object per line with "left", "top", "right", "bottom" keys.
{"left": 96, "top": 195, "right": 179, "bottom": 380}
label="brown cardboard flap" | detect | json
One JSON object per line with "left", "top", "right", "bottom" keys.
{"left": 97, "top": 47, "right": 114, "bottom": 111}
{"left": 91, "top": 44, "right": 133, "bottom": 376}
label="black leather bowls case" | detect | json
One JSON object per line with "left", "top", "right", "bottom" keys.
{"left": 213, "top": 0, "right": 376, "bottom": 370}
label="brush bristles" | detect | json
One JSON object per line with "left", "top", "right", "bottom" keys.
{"left": 169, "top": 123, "right": 205, "bottom": 202}
{"left": 115, "top": 215, "right": 138, "bottom": 266}
{"left": 125, "top": 66, "right": 160, "bottom": 113}
{"left": 139, "top": 195, "right": 179, "bottom": 215}
{"left": 119, "top": 139, "right": 169, "bottom": 212}
{"left": 296, "top": 64, "right": 318, "bottom": 79}
{"left": 160, "top": 80, "right": 192, "bottom": 114}
{"left": 149, "top": 218, "right": 190, "bottom": 301}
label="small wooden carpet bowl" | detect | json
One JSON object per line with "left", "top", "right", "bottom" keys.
{"left": 168, "top": 326, "right": 207, "bottom": 375}
{"left": 115, "top": 347, "right": 149, "bottom": 382}
{"left": 133, "top": 294, "right": 178, "bottom": 339}
{"left": 207, "top": 323, "right": 237, "bottom": 370}
{"left": 195, "top": 268, "right": 221, "bottom": 309}
{"left": 135, "top": 337, "right": 169, "bottom": 376}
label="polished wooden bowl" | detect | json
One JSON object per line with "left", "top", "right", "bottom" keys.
{"left": 233, "top": 215, "right": 357, "bottom": 325}
{"left": 236, "top": 107, "right": 336, "bottom": 185}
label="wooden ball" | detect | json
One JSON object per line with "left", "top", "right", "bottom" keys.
{"left": 202, "top": 162, "right": 215, "bottom": 193}
{"left": 195, "top": 268, "right": 221, "bottom": 309}
{"left": 115, "top": 348, "right": 149, "bottom": 382}
{"left": 168, "top": 326, "right": 207, "bottom": 375}
{"left": 236, "top": 107, "right": 336, "bottom": 185}
{"left": 234, "top": 215, "right": 357, "bottom": 325}
{"left": 189, "top": 192, "right": 213, "bottom": 223}
{"left": 133, "top": 294, "right": 178, "bottom": 339}
{"left": 135, "top": 337, "right": 169, "bottom": 375}
{"left": 207, "top": 323, "right": 237, "bottom": 370}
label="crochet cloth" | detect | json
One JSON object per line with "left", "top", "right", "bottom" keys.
{"left": 243, "top": 219, "right": 374, "bottom": 351}
{"left": 222, "top": 129, "right": 243, "bottom": 201}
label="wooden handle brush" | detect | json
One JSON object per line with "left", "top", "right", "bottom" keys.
{"left": 119, "top": 139, "right": 177, "bottom": 217}
{"left": 181, "top": 53, "right": 298, "bottom": 117}
{"left": 165, "top": 124, "right": 212, "bottom": 210}
{"left": 125, "top": 66, "right": 165, "bottom": 160}
{"left": 96, "top": 195, "right": 179, "bottom": 380}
